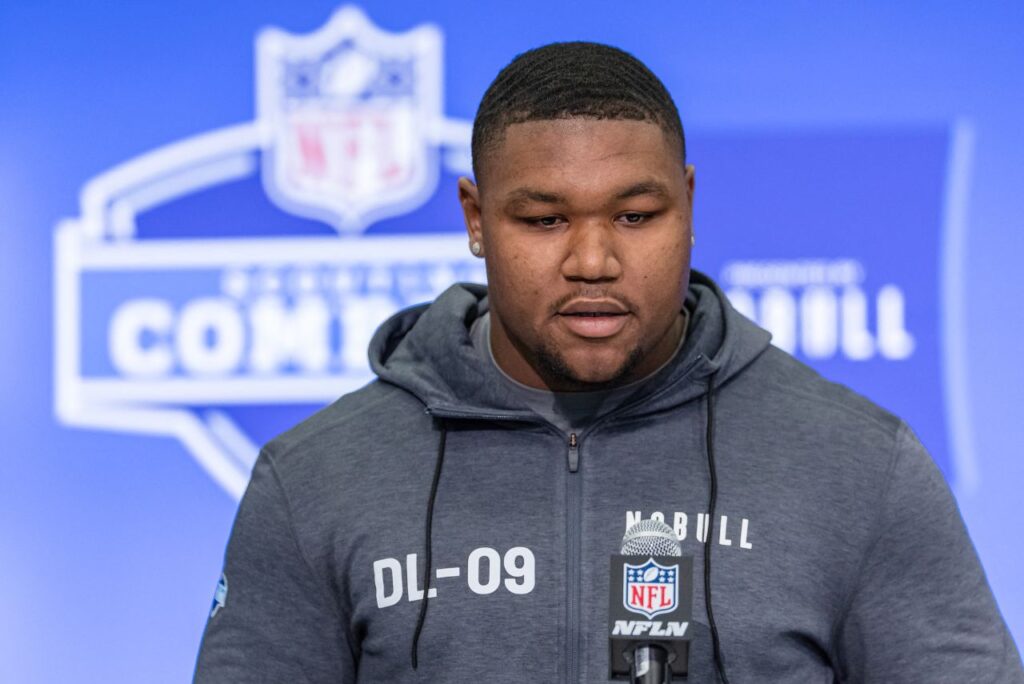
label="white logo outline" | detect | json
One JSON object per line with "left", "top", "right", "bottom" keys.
{"left": 257, "top": 7, "right": 444, "bottom": 232}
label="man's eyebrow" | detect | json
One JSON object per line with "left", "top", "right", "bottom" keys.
{"left": 615, "top": 180, "right": 671, "bottom": 200}
{"left": 504, "top": 188, "right": 566, "bottom": 208}
{"left": 502, "top": 181, "right": 671, "bottom": 209}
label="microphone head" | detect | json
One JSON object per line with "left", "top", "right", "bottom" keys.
{"left": 620, "top": 518, "right": 682, "bottom": 557}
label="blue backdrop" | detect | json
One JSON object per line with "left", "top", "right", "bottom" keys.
{"left": 2, "top": 2, "right": 1022, "bottom": 681}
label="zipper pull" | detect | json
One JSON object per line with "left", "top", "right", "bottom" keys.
{"left": 567, "top": 432, "right": 580, "bottom": 473}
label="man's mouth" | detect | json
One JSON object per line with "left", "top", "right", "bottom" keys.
{"left": 557, "top": 300, "right": 631, "bottom": 338}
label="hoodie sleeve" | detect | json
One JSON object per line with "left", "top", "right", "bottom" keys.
{"left": 193, "top": 449, "right": 357, "bottom": 683}
{"left": 831, "top": 422, "right": 1024, "bottom": 683}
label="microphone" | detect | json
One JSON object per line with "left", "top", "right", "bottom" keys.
{"left": 622, "top": 520, "right": 681, "bottom": 683}
{"left": 609, "top": 519, "right": 693, "bottom": 682}
{"left": 621, "top": 518, "right": 683, "bottom": 556}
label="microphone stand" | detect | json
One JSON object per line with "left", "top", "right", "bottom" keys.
{"left": 629, "top": 642, "right": 672, "bottom": 684}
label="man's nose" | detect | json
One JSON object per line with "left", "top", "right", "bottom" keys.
{"left": 562, "top": 220, "right": 623, "bottom": 282}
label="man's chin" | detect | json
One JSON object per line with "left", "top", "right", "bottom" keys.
{"left": 535, "top": 345, "right": 644, "bottom": 392}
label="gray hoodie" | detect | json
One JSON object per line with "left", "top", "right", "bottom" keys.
{"left": 194, "top": 272, "right": 1023, "bottom": 683}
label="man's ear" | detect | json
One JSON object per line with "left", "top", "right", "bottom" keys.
{"left": 458, "top": 176, "right": 484, "bottom": 257}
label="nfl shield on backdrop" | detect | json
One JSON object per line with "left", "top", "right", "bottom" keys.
{"left": 257, "top": 6, "right": 443, "bottom": 232}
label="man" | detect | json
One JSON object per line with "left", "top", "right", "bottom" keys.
{"left": 194, "top": 42, "right": 1022, "bottom": 682}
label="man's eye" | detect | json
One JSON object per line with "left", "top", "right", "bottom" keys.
{"left": 527, "top": 216, "right": 563, "bottom": 228}
{"left": 620, "top": 212, "right": 649, "bottom": 225}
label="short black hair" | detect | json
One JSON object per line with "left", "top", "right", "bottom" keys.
{"left": 471, "top": 41, "right": 686, "bottom": 182}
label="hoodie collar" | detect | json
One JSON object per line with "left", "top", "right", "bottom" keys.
{"left": 369, "top": 270, "right": 772, "bottom": 422}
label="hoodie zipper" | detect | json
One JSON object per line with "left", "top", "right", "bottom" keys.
{"left": 566, "top": 431, "right": 582, "bottom": 683}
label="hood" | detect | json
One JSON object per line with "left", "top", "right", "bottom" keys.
{"left": 368, "top": 269, "right": 772, "bottom": 421}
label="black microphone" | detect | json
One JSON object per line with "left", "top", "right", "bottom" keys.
{"left": 608, "top": 519, "right": 693, "bottom": 682}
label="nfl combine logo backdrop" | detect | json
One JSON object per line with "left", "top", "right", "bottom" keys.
{"left": 54, "top": 6, "right": 482, "bottom": 499}
{"left": 54, "top": 5, "right": 972, "bottom": 499}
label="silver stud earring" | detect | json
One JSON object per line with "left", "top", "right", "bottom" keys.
{"left": 470, "top": 241, "right": 482, "bottom": 256}
{"left": 690, "top": 233, "right": 696, "bottom": 246}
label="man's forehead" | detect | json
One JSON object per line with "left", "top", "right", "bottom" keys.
{"left": 500, "top": 117, "right": 673, "bottom": 151}
{"left": 475, "top": 117, "right": 684, "bottom": 190}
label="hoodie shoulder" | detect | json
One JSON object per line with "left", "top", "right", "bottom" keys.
{"left": 262, "top": 380, "right": 429, "bottom": 467}
{"left": 739, "top": 343, "right": 903, "bottom": 441}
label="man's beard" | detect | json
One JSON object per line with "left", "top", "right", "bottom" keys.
{"left": 531, "top": 339, "right": 646, "bottom": 392}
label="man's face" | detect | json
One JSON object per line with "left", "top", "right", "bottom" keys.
{"left": 459, "top": 118, "right": 695, "bottom": 392}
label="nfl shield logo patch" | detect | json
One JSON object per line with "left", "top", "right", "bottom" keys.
{"left": 623, "top": 559, "right": 678, "bottom": 619}
{"left": 257, "top": 6, "right": 443, "bottom": 232}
